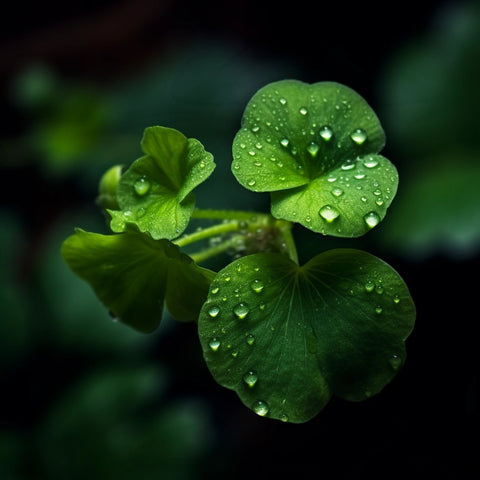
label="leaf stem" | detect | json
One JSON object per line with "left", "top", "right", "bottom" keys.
{"left": 173, "top": 221, "right": 239, "bottom": 248}
{"left": 189, "top": 236, "right": 242, "bottom": 264}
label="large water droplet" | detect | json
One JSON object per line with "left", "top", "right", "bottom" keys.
{"left": 233, "top": 303, "right": 250, "bottom": 319}
{"left": 209, "top": 338, "right": 221, "bottom": 352}
{"left": 364, "top": 211, "right": 380, "bottom": 228}
{"left": 134, "top": 177, "right": 151, "bottom": 196}
{"left": 243, "top": 370, "right": 258, "bottom": 388}
{"left": 208, "top": 306, "right": 220, "bottom": 318}
{"left": 319, "top": 205, "right": 340, "bottom": 222}
{"left": 350, "top": 128, "right": 367, "bottom": 145}
{"left": 280, "top": 138, "right": 289, "bottom": 148}
{"left": 307, "top": 142, "right": 319, "bottom": 157}
{"left": 319, "top": 126, "right": 333, "bottom": 141}
{"left": 250, "top": 280, "right": 264, "bottom": 293}
{"left": 253, "top": 400, "right": 269, "bottom": 416}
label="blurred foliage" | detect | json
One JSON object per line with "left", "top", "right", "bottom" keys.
{"left": 378, "top": 1, "right": 480, "bottom": 258}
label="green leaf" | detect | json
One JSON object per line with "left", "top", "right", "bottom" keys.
{"left": 198, "top": 249, "right": 415, "bottom": 423}
{"left": 61, "top": 229, "right": 216, "bottom": 332}
{"left": 232, "top": 80, "right": 398, "bottom": 237}
{"left": 110, "top": 126, "right": 215, "bottom": 240}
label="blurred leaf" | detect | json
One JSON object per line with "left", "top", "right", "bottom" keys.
{"left": 39, "top": 366, "right": 214, "bottom": 480}
{"left": 381, "top": 153, "right": 480, "bottom": 258}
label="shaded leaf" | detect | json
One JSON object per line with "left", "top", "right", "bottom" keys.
{"left": 198, "top": 249, "right": 415, "bottom": 422}
{"left": 62, "top": 229, "right": 215, "bottom": 332}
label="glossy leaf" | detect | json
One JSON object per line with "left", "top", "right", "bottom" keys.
{"left": 109, "top": 126, "right": 215, "bottom": 240}
{"left": 198, "top": 249, "right": 415, "bottom": 423}
{"left": 62, "top": 229, "right": 215, "bottom": 332}
{"left": 232, "top": 80, "right": 398, "bottom": 237}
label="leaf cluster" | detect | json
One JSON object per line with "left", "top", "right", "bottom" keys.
{"left": 62, "top": 80, "right": 415, "bottom": 422}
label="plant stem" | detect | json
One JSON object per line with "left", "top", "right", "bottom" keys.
{"left": 277, "top": 221, "right": 299, "bottom": 264}
{"left": 173, "top": 221, "right": 239, "bottom": 248}
{"left": 189, "top": 236, "right": 242, "bottom": 264}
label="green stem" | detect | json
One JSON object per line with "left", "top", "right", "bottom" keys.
{"left": 191, "top": 208, "right": 269, "bottom": 222}
{"left": 277, "top": 221, "right": 299, "bottom": 264}
{"left": 173, "top": 221, "right": 239, "bottom": 248}
{"left": 189, "top": 236, "right": 241, "bottom": 264}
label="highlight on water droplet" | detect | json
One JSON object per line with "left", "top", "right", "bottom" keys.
{"left": 307, "top": 141, "right": 319, "bottom": 157}
{"left": 279, "top": 97, "right": 287, "bottom": 105}
{"left": 319, "top": 205, "right": 340, "bottom": 222}
{"left": 280, "top": 138, "right": 289, "bottom": 148}
{"left": 319, "top": 125, "right": 333, "bottom": 141}
{"left": 134, "top": 176, "right": 151, "bottom": 196}
{"left": 364, "top": 211, "right": 381, "bottom": 228}
{"left": 299, "top": 106, "right": 308, "bottom": 115}
{"left": 243, "top": 370, "right": 258, "bottom": 388}
{"left": 389, "top": 354, "right": 402, "bottom": 370}
{"left": 250, "top": 279, "right": 264, "bottom": 293}
{"left": 209, "top": 338, "right": 221, "bottom": 352}
{"left": 350, "top": 128, "right": 367, "bottom": 145}
{"left": 253, "top": 400, "right": 269, "bottom": 416}
{"left": 208, "top": 306, "right": 220, "bottom": 318}
{"left": 233, "top": 303, "right": 250, "bottom": 319}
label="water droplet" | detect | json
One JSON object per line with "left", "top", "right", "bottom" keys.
{"left": 134, "top": 177, "right": 150, "bottom": 196}
{"left": 247, "top": 179, "right": 256, "bottom": 187}
{"left": 319, "top": 205, "right": 340, "bottom": 222}
{"left": 364, "top": 156, "right": 379, "bottom": 168}
{"left": 246, "top": 333, "right": 255, "bottom": 346}
{"left": 319, "top": 126, "right": 333, "bottom": 141}
{"left": 251, "top": 125, "right": 260, "bottom": 133}
{"left": 234, "top": 303, "right": 250, "bottom": 319}
{"left": 375, "top": 285, "right": 384, "bottom": 295}
{"left": 393, "top": 294, "right": 400, "bottom": 304}
{"left": 209, "top": 338, "right": 221, "bottom": 352}
{"left": 208, "top": 306, "right": 220, "bottom": 318}
{"left": 280, "top": 414, "right": 289, "bottom": 422}
{"left": 389, "top": 354, "right": 402, "bottom": 370}
{"left": 307, "top": 142, "right": 319, "bottom": 157}
{"left": 350, "top": 128, "right": 367, "bottom": 145}
{"left": 327, "top": 175, "right": 337, "bottom": 182}
{"left": 243, "top": 370, "right": 258, "bottom": 388}
{"left": 253, "top": 400, "right": 269, "bottom": 416}
{"left": 375, "top": 306, "right": 383, "bottom": 314}
{"left": 365, "top": 280, "right": 375, "bottom": 292}
{"left": 364, "top": 211, "right": 380, "bottom": 228}
{"left": 279, "top": 97, "right": 287, "bottom": 105}
{"left": 250, "top": 279, "right": 264, "bottom": 293}
{"left": 341, "top": 159, "right": 356, "bottom": 171}
{"left": 299, "top": 107, "right": 308, "bottom": 115}
{"left": 136, "top": 207, "right": 146, "bottom": 218}
{"left": 280, "top": 138, "right": 289, "bottom": 148}
{"left": 354, "top": 173, "right": 366, "bottom": 179}
{"left": 375, "top": 198, "right": 384, "bottom": 206}
{"left": 248, "top": 150, "right": 256, "bottom": 156}
{"left": 211, "top": 287, "right": 220, "bottom": 294}
{"left": 331, "top": 187, "right": 344, "bottom": 197}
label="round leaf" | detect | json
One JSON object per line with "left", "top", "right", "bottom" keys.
{"left": 198, "top": 249, "right": 415, "bottom": 423}
{"left": 110, "top": 126, "right": 215, "bottom": 240}
{"left": 62, "top": 229, "right": 215, "bottom": 332}
{"left": 231, "top": 80, "right": 398, "bottom": 237}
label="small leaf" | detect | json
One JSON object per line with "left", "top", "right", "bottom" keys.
{"left": 232, "top": 80, "right": 398, "bottom": 237}
{"left": 62, "top": 229, "right": 215, "bottom": 332}
{"left": 110, "top": 126, "right": 215, "bottom": 240}
{"left": 198, "top": 249, "right": 415, "bottom": 423}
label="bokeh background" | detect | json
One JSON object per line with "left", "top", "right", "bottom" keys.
{"left": 1, "top": 0, "right": 479, "bottom": 478}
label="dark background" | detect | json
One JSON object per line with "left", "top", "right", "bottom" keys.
{"left": 1, "top": 1, "right": 479, "bottom": 478}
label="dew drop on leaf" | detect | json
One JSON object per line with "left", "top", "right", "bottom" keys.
{"left": 389, "top": 354, "right": 402, "bottom": 370}
{"left": 393, "top": 294, "right": 400, "bottom": 304}
{"left": 246, "top": 333, "right": 255, "bottom": 346}
{"left": 331, "top": 187, "right": 344, "bottom": 197}
{"left": 307, "top": 141, "right": 320, "bottom": 157}
{"left": 319, "top": 125, "right": 333, "bottom": 141}
{"left": 208, "top": 306, "right": 220, "bottom": 318}
{"left": 233, "top": 303, "right": 250, "bottom": 319}
{"left": 364, "top": 156, "right": 379, "bottom": 168}
{"left": 364, "top": 280, "right": 375, "bottom": 292}
{"left": 350, "top": 128, "right": 367, "bottom": 145}
{"left": 133, "top": 176, "right": 151, "bottom": 196}
{"left": 280, "top": 138, "right": 289, "bottom": 148}
{"left": 250, "top": 279, "right": 264, "bottom": 293}
{"left": 253, "top": 400, "right": 269, "bottom": 416}
{"left": 319, "top": 205, "right": 340, "bottom": 222}
{"left": 279, "top": 97, "right": 287, "bottom": 105}
{"left": 243, "top": 370, "right": 258, "bottom": 388}
{"left": 299, "top": 107, "right": 308, "bottom": 115}
{"left": 375, "top": 306, "right": 383, "bottom": 314}
{"left": 364, "top": 211, "right": 380, "bottom": 228}
{"left": 209, "top": 338, "right": 221, "bottom": 352}
{"left": 341, "top": 159, "right": 356, "bottom": 171}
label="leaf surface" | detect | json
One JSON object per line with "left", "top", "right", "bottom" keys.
{"left": 198, "top": 249, "right": 415, "bottom": 422}
{"left": 110, "top": 126, "right": 215, "bottom": 240}
{"left": 232, "top": 80, "right": 397, "bottom": 236}
{"left": 62, "top": 229, "right": 215, "bottom": 332}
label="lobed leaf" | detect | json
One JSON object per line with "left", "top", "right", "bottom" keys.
{"left": 62, "top": 229, "right": 215, "bottom": 332}
{"left": 198, "top": 249, "right": 415, "bottom": 422}
{"left": 109, "top": 126, "right": 215, "bottom": 240}
{"left": 232, "top": 80, "right": 398, "bottom": 237}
